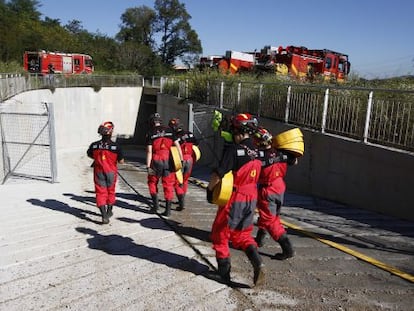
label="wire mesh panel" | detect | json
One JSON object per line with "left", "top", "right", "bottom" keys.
{"left": 191, "top": 106, "right": 222, "bottom": 168}
{"left": 207, "top": 82, "right": 222, "bottom": 106}
{"left": 221, "top": 82, "right": 239, "bottom": 111}
{"left": 0, "top": 100, "right": 55, "bottom": 183}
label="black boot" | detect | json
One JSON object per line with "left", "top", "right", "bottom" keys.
{"left": 163, "top": 200, "right": 171, "bottom": 217}
{"left": 150, "top": 194, "right": 159, "bottom": 213}
{"left": 255, "top": 228, "right": 267, "bottom": 247}
{"left": 176, "top": 194, "right": 185, "bottom": 211}
{"left": 245, "top": 245, "right": 265, "bottom": 287}
{"left": 106, "top": 205, "right": 113, "bottom": 218}
{"left": 99, "top": 206, "right": 109, "bottom": 224}
{"left": 217, "top": 257, "right": 231, "bottom": 283}
{"left": 273, "top": 233, "right": 294, "bottom": 260}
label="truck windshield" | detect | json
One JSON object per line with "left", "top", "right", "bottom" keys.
{"left": 325, "top": 57, "right": 332, "bottom": 69}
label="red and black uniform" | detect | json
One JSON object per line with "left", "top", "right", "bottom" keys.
{"left": 174, "top": 130, "right": 199, "bottom": 196}
{"left": 257, "top": 147, "right": 288, "bottom": 240}
{"left": 145, "top": 125, "right": 177, "bottom": 202}
{"left": 87, "top": 137, "right": 124, "bottom": 208}
{"left": 210, "top": 137, "right": 261, "bottom": 259}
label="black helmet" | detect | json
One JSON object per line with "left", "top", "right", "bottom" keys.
{"left": 149, "top": 113, "right": 162, "bottom": 127}
{"left": 98, "top": 121, "right": 114, "bottom": 136}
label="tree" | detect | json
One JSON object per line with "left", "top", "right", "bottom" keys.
{"left": 117, "top": 6, "right": 157, "bottom": 48}
{"left": 154, "top": 0, "right": 202, "bottom": 65}
{"left": 6, "top": 0, "right": 41, "bottom": 20}
{"left": 1, "top": 0, "right": 43, "bottom": 61}
{"left": 64, "top": 20, "right": 84, "bottom": 35}
{"left": 115, "top": 41, "right": 164, "bottom": 75}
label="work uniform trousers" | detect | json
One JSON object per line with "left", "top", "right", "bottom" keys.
{"left": 94, "top": 169, "right": 117, "bottom": 207}
{"left": 148, "top": 149, "right": 175, "bottom": 201}
{"left": 173, "top": 156, "right": 194, "bottom": 196}
{"left": 257, "top": 184, "right": 286, "bottom": 240}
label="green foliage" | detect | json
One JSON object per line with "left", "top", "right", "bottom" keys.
{"left": 0, "top": 0, "right": 200, "bottom": 75}
{"left": 154, "top": 0, "right": 202, "bottom": 64}
{"left": 0, "top": 60, "right": 24, "bottom": 73}
{"left": 117, "top": 6, "right": 157, "bottom": 48}
{"left": 173, "top": 70, "right": 414, "bottom": 92}
{"left": 0, "top": 0, "right": 412, "bottom": 82}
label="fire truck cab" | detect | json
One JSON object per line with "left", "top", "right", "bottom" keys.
{"left": 24, "top": 51, "right": 94, "bottom": 75}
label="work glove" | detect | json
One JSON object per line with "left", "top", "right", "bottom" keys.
{"left": 221, "top": 131, "right": 233, "bottom": 143}
{"left": 206, "top": 188, "right": 214, "bottom": 204}
{"left": 212, "top": 110, "right": 222, "bottom": 132}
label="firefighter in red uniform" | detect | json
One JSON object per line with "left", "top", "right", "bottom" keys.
{"left": 168, "top": 118, "right": 199, "bottom": 211}
{"left": 253, "top": 127, "right": 297, "bottom": 259}
{"left": 146, "top": 113, "right": 183, "bottom": 217}
{"left": 87, "top": 121, "right": 124, "bottom": 224}
{"left": 206, "top": 113, "right": 265, "bottom": 287}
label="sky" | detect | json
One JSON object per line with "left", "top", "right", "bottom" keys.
{"left": 37, "top": 0, "right": 414, "bottom": 79}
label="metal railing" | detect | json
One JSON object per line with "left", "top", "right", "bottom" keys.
{"left": 161, "top": 79, "right": 414, "bottom": 153}
{"left": 0, "top": 73, "right": 161, "bottom": 101}
{"left": 2, "top": 74, "right": 413, "bottom": 153}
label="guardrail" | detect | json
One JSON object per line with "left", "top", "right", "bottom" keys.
{"left": 0, "top": 73, "right": 161, "bottom": 101}
{"left": 161, "top": 79, "right": 414, "bottom": 153}
{"left": 2, "top": 74, "right": 413, "bottom": 153}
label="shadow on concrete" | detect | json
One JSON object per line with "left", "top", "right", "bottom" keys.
{"left": 27, "top": 198, "right": 102, "bottom": 225}
{"left": 256, "top": 222, "right": 414, "bottom": 259}
{"left": 165, "top": 219, "right": 211, "bottom": 243}
{"left": 116, "top": 191, "right": 152, "bottom": 208}
{"left": 118, "top": 216, "right": 211, "bottom": 243}
{"left": 61, "top": 192, "right": 96, "bottom": 207}
{"left": 284, "top": 193, "right": 414, "bottom": 239}
{"left": 63, "top": 191, "right": 154, "bottom": 215}
{"left": 75, "top": 226, "right": 249, "bottom": 288}
{"left": 283, "top": 196, "right": 414, "bottom": 256}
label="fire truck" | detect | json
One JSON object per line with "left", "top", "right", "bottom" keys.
{"left": 198, "top": 44, "right": 351, "bottom": 82}
{"left": 197, "top": 51, "right": 255, "bottom": 74}
{"left": 23, "top": 51, "right": 94, "bottom": 75}
{"left": 217, "top": 51, "right": 255, "bottom": 74}
{"left": 196, "top": 55, "right": 224, "bottom": 70}
{"left": 255, "top": 45, "right": 351, "bottom": 82}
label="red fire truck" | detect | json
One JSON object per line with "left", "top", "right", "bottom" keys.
{"left": 198, "top": 44, "right": 351, "bottom": 82}
{"left": 23, "top": 51, "right": 94, "bottom": 75}
{"left": 255, "top": 45, "right": 351, "bottom": 82}
{"left": 217, "top": 51, "right": 255, "bottom": 74}
{"left": 197, "top": 51, "right": 256, "bottom": 74}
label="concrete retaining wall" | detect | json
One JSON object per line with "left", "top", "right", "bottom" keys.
{"left": 157, "top": 93, "right": 414, "bottom": 221}
{"left": 8, "top": 89, "right": 414, "bottom": 221}
{"left": 259, "top": 119, "right": 414, "bottom": 221}
{"left": 11, "top": 87, "right": 143, "bottom": 151}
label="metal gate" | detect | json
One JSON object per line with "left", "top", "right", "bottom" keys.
{"left": 190, "top": 104, "right": 223, "bottom": 169}
{"left": 0, "top": 100, "right": 57, "bottom": 184}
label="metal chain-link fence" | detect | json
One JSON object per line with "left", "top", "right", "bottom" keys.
{"left": 0, "top": 100, "right": 57, "bottom": 183}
